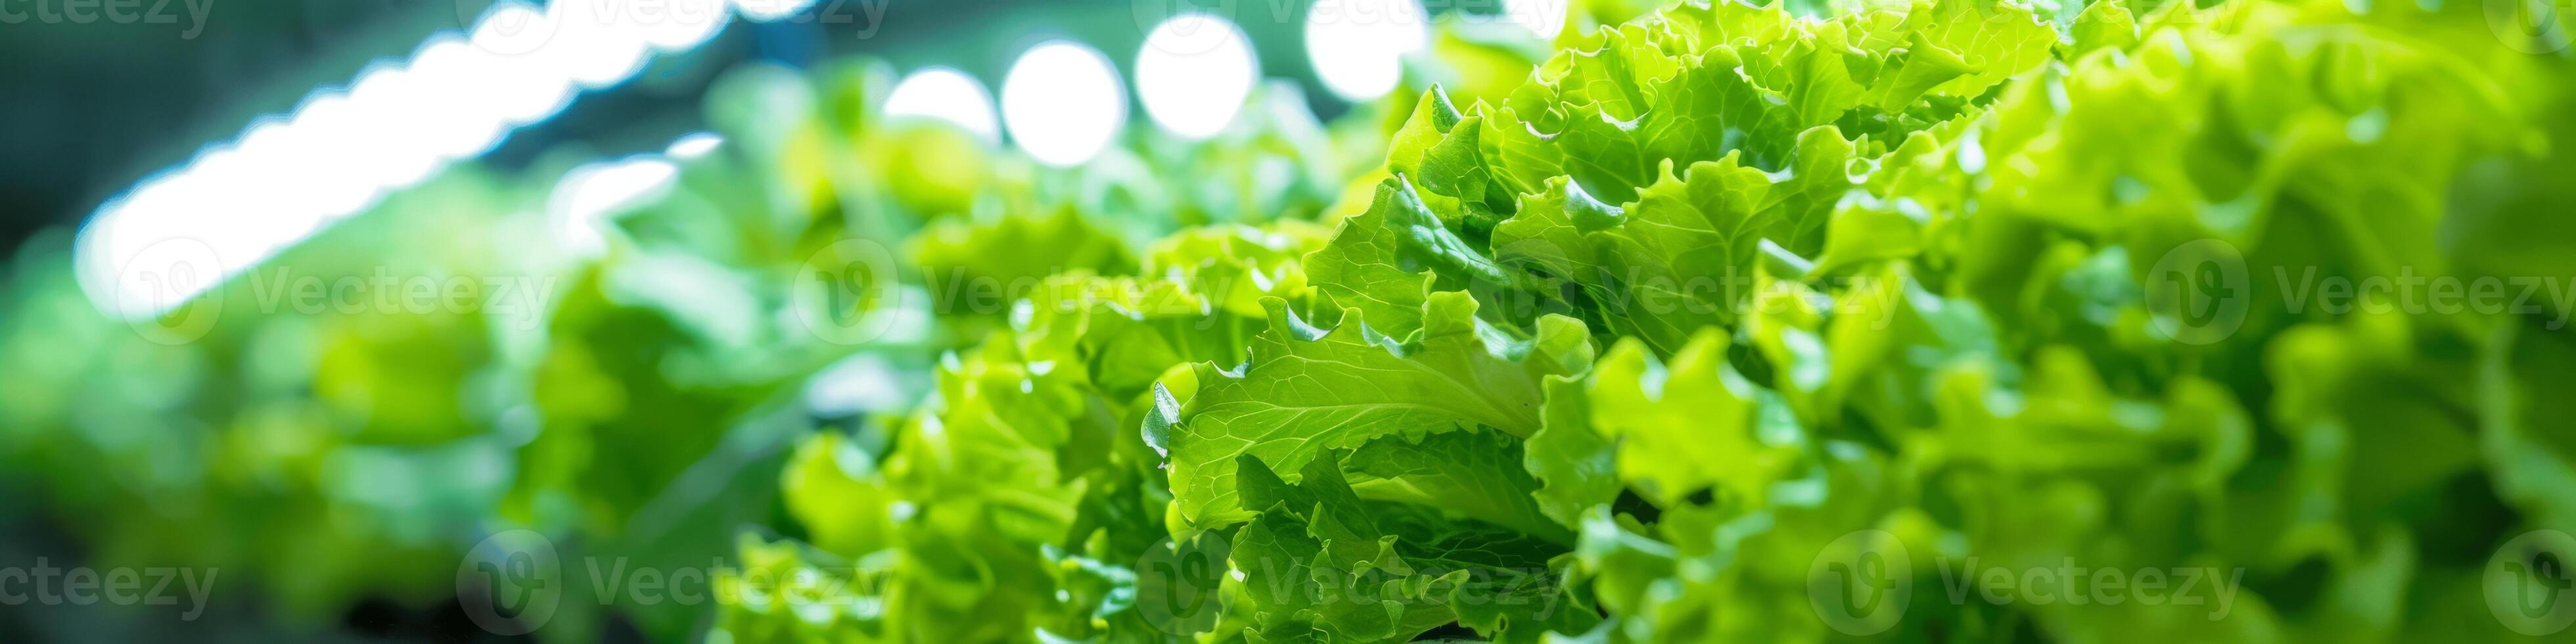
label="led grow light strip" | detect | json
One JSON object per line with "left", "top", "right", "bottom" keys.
{"left": 78, "top": 0, "right": 1507, "bottom": 323}
{"left": 75, "top": 0, "right": 804, "bottom": 321}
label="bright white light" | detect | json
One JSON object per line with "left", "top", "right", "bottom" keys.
{"left": 548, "top": 0, "right": 653, "bottom": 87}
{"left": 491, "top": 61, "right": 579, "bottom": 126}
{"left": 190, "top": 142, "right": 330, "bottom": 277}
{"left": 1000, "top": 41, "right": 1127, "bottom": 167}
{"left": 733, "top": 0, "right": 818, "bottom": 22}
{"left": 1304, "top": 0, "right": 1431, "bottom": 101}
{"left": 550, "top": 158, "right": 680, "bottom": 257}
{"left": 1136, "top": 13, "right": 1258, "bottom": 139}
{"left": 668, "top": 132, "right": 725, "bottom": 160}
{"left": 227, "top": 121, "right": 304, "bottom": 221}
{"left": 346, "top": 65, "right": 447, "bottom": 190}
{"left": 77, "top": 0, "right": 760, "bottom": 319}
{"left": 231, "top": 116, "right": 336, "bottom": 241}
{"left": 1503, "top": 0, "right": 1567, "bottom": 38}
{"left": 83, "top": 210, "right": 225, "bottom": 328}
{"left": 405, "top": 37, "right": 514, "bottom": 160}
{"left": 883, "top": 67, "right": 1001, "bottom": 142}
{"left": 281, "top": 94, "right": 392, "bottom": 218}
{"left": 471, "top": 5, "right": 580, "bottom": 124}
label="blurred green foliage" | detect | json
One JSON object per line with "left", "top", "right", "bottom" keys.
{"left": 7, "top": 0, "right": 2576, "bottom": 642}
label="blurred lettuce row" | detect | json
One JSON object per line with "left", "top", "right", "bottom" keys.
{"left": 722, "top": 0, "right": 2576, "bottom": 642}
{"left": 0, "top": 29, "right": 1434, "bottom": 639}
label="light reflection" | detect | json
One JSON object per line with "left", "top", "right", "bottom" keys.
{"left": 1000, "top": 41, "right": 1127, "bottom": 167}
{"left": 1304, "top": 0, "right": 1431, "bottom": 101}
{"left": 550, "top": 157, "right": 681, "bottom": 258}
{"left": 1136, "top": 13, "right": 1258, "bottom": 139}
{"left": 884, "top": 67, "right": 1001, "bottom": 143}
{"left": 667, "top": 132, "right": 725, "bottom": 160}
{"left": 549, "top": 0, "right": 654, "bottom": 87}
